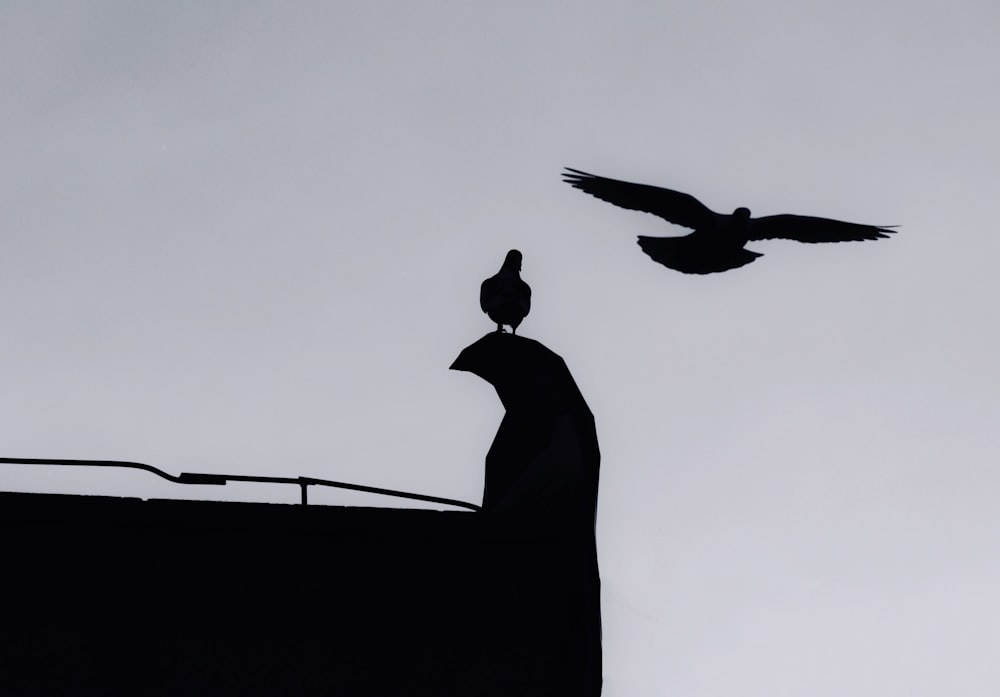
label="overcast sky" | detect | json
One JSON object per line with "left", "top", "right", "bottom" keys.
{"left": 3, "top": 1, "right": 999, "bottom": 694}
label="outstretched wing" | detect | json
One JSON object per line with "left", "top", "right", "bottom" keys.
{"left": 563, "top": 168, "right": 718, "bottom": 230}
{"left": 749, "top": 214, "right": 897, "bottom": 243}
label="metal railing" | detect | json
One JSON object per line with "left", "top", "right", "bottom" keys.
{"left": 0, "top": 457, "right": 481, "bottom": 511}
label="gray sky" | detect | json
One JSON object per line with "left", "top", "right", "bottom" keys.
{"left": 3, "top": 1, "right": 999, "bottom": 694}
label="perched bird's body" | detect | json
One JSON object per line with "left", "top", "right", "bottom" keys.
{"left": 481, "top": 250, "right": 531, "bottom": 334}
{"left": 563, "top": 168, "right": 896, "bottom": 274}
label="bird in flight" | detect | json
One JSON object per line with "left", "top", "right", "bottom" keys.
{"left": 481, "top": 250, "right": 531, "bottom": 334}
{"left": 562, "top": 168, "right": 896, "bottom": 274}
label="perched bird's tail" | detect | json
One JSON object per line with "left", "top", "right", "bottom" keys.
{"left": 637, "top": 236, "right": 763, "bottom": 274}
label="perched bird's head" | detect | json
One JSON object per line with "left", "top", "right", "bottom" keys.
{"left": 502, "top": 249, "right": 523, "bottom": 272}
{"left": 733, "top": 207, "right": 751, "bottom": 219}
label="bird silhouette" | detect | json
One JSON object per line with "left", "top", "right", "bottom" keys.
{"left": 481, "top": 250, "right": 531, "bottom": 334}
{"left": 563, "top": 168, "right": 896, "bottom": 274}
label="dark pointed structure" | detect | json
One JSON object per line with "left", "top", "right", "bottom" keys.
{"left": 563, "top": 167, "right": 896, "bottom": 273}
{"left": 451, "top": 333, "right": 599, "bottom": 518}
{"left": 452, "top": 331, "right": 602, "bottom": 695}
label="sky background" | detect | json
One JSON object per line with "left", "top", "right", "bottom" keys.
{"left": 3, "top": 1, "right": 999, "bottom": 694}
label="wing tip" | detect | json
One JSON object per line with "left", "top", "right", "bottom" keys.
{"left": 562, "top": 167, "right": 595, "bottom": 185}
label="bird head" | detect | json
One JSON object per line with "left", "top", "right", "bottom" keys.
{"left": 733, "top": 207, "right": 751, "bottom": 219}
{"left": 502, "top": 249, "right": 523, "bottom": 272}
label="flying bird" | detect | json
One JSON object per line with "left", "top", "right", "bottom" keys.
{"left": 481, "top": 250, "right": 531, "bottom": 334}
{"left": 562, "top": 167, "right": 896, "bottom": 274}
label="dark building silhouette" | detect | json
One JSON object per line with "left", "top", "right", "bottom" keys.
{"left": 2, "top": 333, "right": 602, "bottom": 696}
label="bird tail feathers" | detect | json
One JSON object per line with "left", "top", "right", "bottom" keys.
{"left": 637, "top": 236, "right": 763, "bottom": 274}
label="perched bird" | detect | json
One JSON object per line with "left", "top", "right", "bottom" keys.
{"left": 563, "top": 167, "right": 896, "bottom": 274}
{"left": 480, "top": 250, "right": 531, "bottom": 334}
